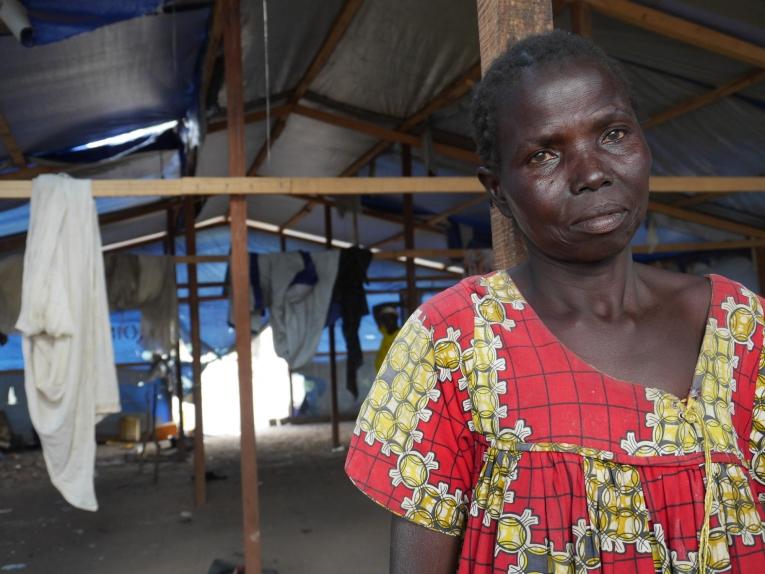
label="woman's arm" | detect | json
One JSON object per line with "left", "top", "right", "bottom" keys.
{"left": 390, "top": 516, "right": 461, "bottom": 574}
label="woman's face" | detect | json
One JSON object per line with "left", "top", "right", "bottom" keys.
{"left": 481, "top": 57, "right": 651, "bottom": 263}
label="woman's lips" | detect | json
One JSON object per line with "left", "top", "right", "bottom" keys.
{"left": 571, "top": 210, "right": 628, "bottom": 234}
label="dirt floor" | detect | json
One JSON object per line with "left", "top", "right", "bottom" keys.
{"left": 0, "top": 422, "right": 390, "bottom": 574}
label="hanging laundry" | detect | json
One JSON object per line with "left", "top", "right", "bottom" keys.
{"left": 330, "top": 247, "right": 372, "bottom": 399}
{"left": 15, "top": 174, "right": 120, "bottom": 511}
{"left": 257, "top": 250, "right": 339, "bottom": 369}
{"left": 104, "top": 253, "right": 179, "bottom": 353}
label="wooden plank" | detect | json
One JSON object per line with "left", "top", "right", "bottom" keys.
{"left": 207, "top": 103, "right": 291, "bottom": 134}
{"left": 644, "top": 68, "right": 765, "bottom": 129}
{"left": 165, "top": 206, "right": 187, "bottom": 461}
{"left": 375, "top": 240, "right": 765, "bottom": 260}
{"left": 476, "top": 0, "right": 552, "bottom": 270}
{"left": 184, "top": 198, "right": 207, "bottom": 508}
{"left": 754, "top": 248, "right": 765, "bottom": 295}
{"left": 278, "top": 202, "right": 314, "bottom": 231}
{"left": 223, "top": 1, "right": 262, "bottom": 573}
{"left": 671, "top": 191, "right": 735, "bottom": 208}
{"left": 633, "top": 239, "right": 765, "bottom": 253}
{"left": 199, "top": 0, "right": 225, "bottom": 127}
{"left": 292, "top": 104, "right": 479, "bottom": 164}
{"left": 647, "top": 201, "right": 765, "bottom": 239}
{"left": 0, "top": 113, "right": 25, "bottom": 168}
{"left": 340, "top": 63, "right": 481, "bottom": 176}
{"left": 570, "top": 1, "right": 592, "bottom": 37}
{"left": 583, "top": 0, "right": 765, "bottom": 69}
{"left": 2, "top": 176, "right": 765, "bottom": 198}
{"left": 0, "top": 197, "right": 178, "bottom": 253}
{"left": 248, "top": 0, "right": 364, "bottom": 175}
{"left": 369, "top": 195, "right": 488, "bottom": 249}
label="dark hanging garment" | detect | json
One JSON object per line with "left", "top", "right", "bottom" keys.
{"left": 331, "top": 247, "right": 372, "bottom": 399}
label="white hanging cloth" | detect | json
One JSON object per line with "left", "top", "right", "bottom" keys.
{"left": 15, "top": 174, "right": 120, "bottom": 511}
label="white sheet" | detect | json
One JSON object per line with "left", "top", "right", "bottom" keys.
{"left": 15, "top": 174, "right": 120, "bottom": 511}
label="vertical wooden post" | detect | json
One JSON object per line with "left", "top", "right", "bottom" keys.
{"left": 571, "top": 1, "right": 592, "bottom": 37}
{"left": 754, "top": 248, "right": 765, "bottom": 295}
{"left": 475, "top": 0, "right": 553, "bottom": 270}
{"left": 401, "top": 145, "right": 417, "bottom": 316}
{"left": 224, "top": 1, "right": 262, "bottom": 572}
{"left": 166, "top": 206, "right": 187, "bottom": 459}
{"left": 184, "top": 198, "right": 206, "bottom": 506}
{"left": 325, "top": 203, "right": 340, "bottom": 448}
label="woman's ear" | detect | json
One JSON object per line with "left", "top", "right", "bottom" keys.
{"left": 477, "top": 167, "right": 513, "bottom": 218}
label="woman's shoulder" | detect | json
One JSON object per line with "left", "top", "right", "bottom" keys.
{"left": 417, "top": 270, "right": 511, "bottom": 324}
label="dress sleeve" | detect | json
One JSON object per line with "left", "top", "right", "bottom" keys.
{"left": 345, "top": 296, "right": 477, "bottom": 536}
{"left": 748, "top": 342, "right": 765, "bottom": 506}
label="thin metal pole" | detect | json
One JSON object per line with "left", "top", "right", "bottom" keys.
{"left": 224, "top": 1, "right": 262, "bottom": 571}
{"left": 325, "top": 203, "right": 340, "bottom": 447}
{"left": 184, "top": 198, "right": 206, "bottom": 506}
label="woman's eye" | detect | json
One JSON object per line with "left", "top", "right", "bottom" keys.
{"left": 528, "top": 150, "right": 556, "bottom": 164}
{"left": 602, "top": 128, "right": 627, "bottom": 143}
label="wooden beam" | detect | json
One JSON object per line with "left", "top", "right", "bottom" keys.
{"left": 369, "top": 195, "right": 488, "bottom": 249}
{"left": 278, "top": 202, "right": 314, "bottom": 231}
{"left": 632, "top": 239, "right": 765, "bottom": 254}
{"left": 754, "top": 247, "right": 765, "bottom": 296}
{"left": 0, "top": 114, "right": 25, "bottom": 168}
{"left": 476, "top": 0, "right": 552, "bottom": 270}
{"left": 644, "top": 68, "right": 765, "bottom": 129}
{"left": 199, "top": 0, "right": 225, "bottom": 128}
{"left": 247, "top": 0, "right": 364, "bottom": 175}
{"left": 184, "top": 198, "right": 206, "bottom": 508}
{"left": 223, "top": 1, "right": 262, "bottom": 572}
{"left": 0, "top": 165, "right": 58, "bottom": 180}
{"left": 671, "top": 191, "right": 735, "bottom": 208}
{"left": 570, "top": 1, "right": 592, "bottom": 37}
{"left": 583, "top": 0, "right": 765, "bottom": 69}
{"left": 647, "top": 201, "right": 765, "bottom": 239}
{"left": 0, "top": 198, "right": 179, "bottom": 253}
{"left": 2, "top": 176, "right": 765, "bottom": 198}
{"left": 374, "top": 240, "right": 765, "bottom": 260}
{"left": 339, "top": 63, "right": 481, "bottom": 176}
{"left": 207, "top": 103, "right": 292, "bottom": 134}
{"left": 292, "top": 104, "right": 479, "bottom": 165}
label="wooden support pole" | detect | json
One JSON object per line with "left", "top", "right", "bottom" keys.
{"left": 754, "top": 248, "right": 765, "bottom": 296}
{"left": 166, "top": 206, "right": 187, "bottom": 460}
{"left": 325, "top": 203, "right": 340, "bottom": 448}
{"left": 0, "top": 113, "right": 26, "bottom": 168}
{"left": 475, "top": 0, "right": 552, "bottom": 269}
{"left": 402, "top": 145, "right": 417, "bottom": 316}
{"left": 570, "top": 1, "right": 592, "bottom": 37}
{"left": 224, "top": 1, "right": 262, "bottom": 572}
{"left": 184, "top": 197, "right": 206, "bottom": 506}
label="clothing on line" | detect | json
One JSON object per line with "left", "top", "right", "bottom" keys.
{"left": 345, "top": 270, "right": 765, "bottom": 573}
{"left": 330, "top": 247, "right": 372, "bottom": 399}
{"left": 16, "top": 174, "right": 120, "bottom": 512}
{"left": 104, "top": 253, "right": 178, "bottom": 353}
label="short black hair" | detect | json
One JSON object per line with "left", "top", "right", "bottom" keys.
{"left": 470, "top": 30, "right": 634, "bottom": 172}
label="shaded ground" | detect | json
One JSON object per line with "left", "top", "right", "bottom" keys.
{"left": 0, "top": 422, "right": 390, "bottom": 573}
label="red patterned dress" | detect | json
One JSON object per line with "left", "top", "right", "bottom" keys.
{"left": 345, "top": 271, "right": 765, "bottom": 573}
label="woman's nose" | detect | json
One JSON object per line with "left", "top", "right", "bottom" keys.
{"left": 569, "top": 154, "right": 612, "bottom": 195}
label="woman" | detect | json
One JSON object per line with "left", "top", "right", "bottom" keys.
{"left": 345, "top": 31, "right": 765, "bottom": 573}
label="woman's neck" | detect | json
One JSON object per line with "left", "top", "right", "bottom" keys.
{"left": 513, "top": 245, "right": 649, "bottom": 321}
